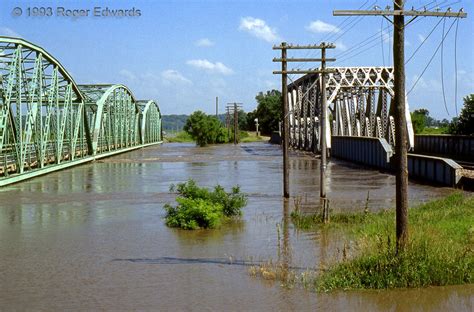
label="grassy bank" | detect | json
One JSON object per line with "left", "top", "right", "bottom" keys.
{"left": 240, "top": 131, "right": 269, "bottom": 143}
{"left": 252, "top": 193, "right": 473, "bottom": 291}
{"left": 165, "top": 131, "right": 194, "bottom": 143}
{"left": 166, "top": 130, "right": 269, "bottom": 144}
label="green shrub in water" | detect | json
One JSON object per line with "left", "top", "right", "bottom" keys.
{"left": 164, "top": 179, "right": 247, "bottom": 230}
{"left": 164, "top": 198, "right": 223, "bottom": 230}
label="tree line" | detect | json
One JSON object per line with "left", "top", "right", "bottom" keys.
{"left": 411, "top": 94, "right": 473, "bottom": 135}
{"left": 163, "top": 91, "right": 472, "bottom": 146}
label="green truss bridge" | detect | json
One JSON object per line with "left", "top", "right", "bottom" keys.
{"left": 0, "top": 37, "right": 162, "bottom": 186}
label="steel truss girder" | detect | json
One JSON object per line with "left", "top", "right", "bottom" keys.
{"left": 137, "top": 100, "right": 162, "bottom": 144}
{"left": 79, "top": 84, "right": 142, "bottom": 155}
{"left": 287, "top": 67, "right": 414, "bottom": 152}
{"left": 0, "top": 37, "right": 163, "bottom": 183}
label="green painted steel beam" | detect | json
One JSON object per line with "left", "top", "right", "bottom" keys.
{"left": 0, "top": 141, "right": 163, "bottom": 187}
{"left": 0, "top": 37, "right": 163, "bottom": 185}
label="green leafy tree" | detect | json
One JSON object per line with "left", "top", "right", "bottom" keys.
{"left": 411, "top": 109, "right": 428, "bottom": 134}
{"left": 449, "top": 94, "right": 474, "bottom": 135}
{"left": 247, "top": 90, "right": 282, "bottom": 135}
{"left": 246, "top": 110, "right": 257, "bottom": 131}
{"left": 183, "top": 111, "right": 227, "bottom": 146}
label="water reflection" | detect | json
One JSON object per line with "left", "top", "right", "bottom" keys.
{"left": 0, "top": 143, "right": 467, "bottom": 311}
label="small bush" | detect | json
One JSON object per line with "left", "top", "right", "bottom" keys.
{"left": 164, "top": 198, "right": 223, "bottom": 230}
{"left": 165, "top": 179, "right": 247, "bottom": 230}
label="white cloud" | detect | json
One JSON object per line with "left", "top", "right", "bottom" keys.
{"left": 306, "top": 20, "right": 340, "bottom": 33}
{"left": 0, "top": 27, "right": 21, "bottom": 38}
{"left": 186, "top": 59, "right": 233, "bottom": 75}
{"left": 239, "top": 17, "right": 280, "bottom": 43}
{"left": 418, "top": 34, "right": 426, "bottom": 43}
{"left": 335, "top": 41, "right": 347, "bottom": 51}
{"left": 195, "top": 38, "right": 214, "bottom": 47}
{"left": 161, "top": 69, "right": 192, "bottom": 85}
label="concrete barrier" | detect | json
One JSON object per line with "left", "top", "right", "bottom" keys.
{"left": 331, "top": 136, "right": 393, "bottom": 170}
{"left": 331, "top": 136, "right": 462, "bottom": 187}
{"left": 414, "top": 135, "right": 474, "bottom": 162}
{"left": 269, "top": 131, "right": 281, "bottom": 144}
{"left": 407, "top": 154, "right": 462, "bottom": 186}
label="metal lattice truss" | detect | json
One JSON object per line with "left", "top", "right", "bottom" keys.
{"left": 137, "top": 100, "right": 162, "bottom": 144}
{"left": 288, "top": 67, "right": 414, "bottom": 152}
{"left": 0, "top": 37, "right": 162, "bottom": 181}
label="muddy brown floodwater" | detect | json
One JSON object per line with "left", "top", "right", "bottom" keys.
{"left": 0, "top": 143, "right": 472, "bottom": 311}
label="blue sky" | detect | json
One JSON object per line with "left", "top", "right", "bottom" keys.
{"left": 1, "top": 0, "right": 473, "bottom": 119}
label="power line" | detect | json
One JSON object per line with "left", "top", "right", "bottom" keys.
{"left": 440, "top": 17, "right": 449, "bottom": 115}
{"left": 405, "top": 15, "right": 445, "bottom": 64}
{"left": 380, "top": 18, "right": 385, "bottom": 66}
{"left": 407, "top": 17, "right": 458, "bottom": 95}
{"left": 454, "top": 17, "right": 459, "bottom": 115}
{"left": 287, "top": 0, "right": 374, "bottom": 83}
{"left": 333, "top": 0, "right": 458, "bottom": 65}
{"left": 322, "top": 0, "right": 373, "bottom": 43}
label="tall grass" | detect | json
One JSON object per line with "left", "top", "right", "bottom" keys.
{"left": 291, "top": 192, "right": 474, "bottom": 291}
{"left": 166, "top": 131, "right": 193, "bottom": 143}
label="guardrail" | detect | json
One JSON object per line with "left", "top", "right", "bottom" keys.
{"left": 331, "top": 136, "right": 463, "bottom": 187}
{"left": 414, "top": 135, "right": 474, "bottom": 162}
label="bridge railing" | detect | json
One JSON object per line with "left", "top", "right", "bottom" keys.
{"left": 414, "top": 135, "right": 474, "bottom": 162}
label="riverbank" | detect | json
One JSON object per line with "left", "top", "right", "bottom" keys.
{"left": 284, "top": 192, "right": 473, "bottom": 291}
{"left": 165, "top": 131, "right": 269, "bottom": 144}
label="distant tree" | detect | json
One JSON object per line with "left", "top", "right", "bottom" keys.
{"left": 246, "top": 110, "right": 257, "bottom": 131}
{"left": 411, "top": 109, "right": 429, "bottom": 134}
{"left": 183, "top": 111, "right": 228, "bottom": 146}
{"left": 162, "top": 114, "right": 189, "bottom": 132}
{"left": 247, "top": 90, "right": 282, "bottom": 135}
{"left": 236, "top": 110, "right": 248, "bottom": 131}
{"left": 449, "top": 94, "right": 474, "bottom": 135}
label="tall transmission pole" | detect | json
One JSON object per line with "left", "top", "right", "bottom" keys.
{"left": 273, "top": 43, "right": 335, "bottom": 203}
{"left": 234, "top": 102, "right": 238, "bottom": 145}
{"left": 334, "top": 2, "right": 467, "bottom": 251}
{"left": 226, "top": 103, "right": 242, "bottom": 145}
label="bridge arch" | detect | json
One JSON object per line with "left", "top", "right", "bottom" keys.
{"left": 0, "top": 37, "right": 163, "bottom": 185}
{"left": 137, "top": 100, "right": 162, "bottom": 144}
{"left": 78, "top": 84, "right": 141, "bottom": 155}
{"left": 0, "top": 36, "right": 86, "bottom": 174}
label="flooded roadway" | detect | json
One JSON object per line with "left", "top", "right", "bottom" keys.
{"left": 0, "top": 143, "right": 472, "bottom": 311}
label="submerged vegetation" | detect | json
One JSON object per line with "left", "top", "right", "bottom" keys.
{"left": 164, "top": 179, "right": 248, "bottom": 230}
{"left": 250, "top": 193, "right": 473, "bottom": 291}
{"left": 165, "top": 131, "right": 194, "bottom": 143}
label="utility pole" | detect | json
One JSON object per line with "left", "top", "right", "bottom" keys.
{"left": 216, "top": 96, "right": 219, "bottom": 118}
{"left": 281, "top": 42, "right": 289, "bottom": 198}
{"left": 234, "top": 102, "right": 238, "bottom": 145}
{"left": 226, "top": 103, "right": 242, "bottom": 145}
{"left": 273, "top": 42, "right": 335, "bottom": 203}
{"left": 226, "top": 107, "right": 230, "bottom": 139}
{"left": 320, "top": 46, "right": 329, "bottom": 223}
{"left": 334, "top": 2, "right": 467, "bottom": 251}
